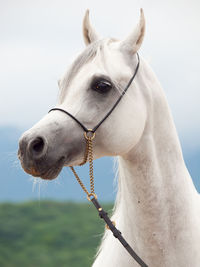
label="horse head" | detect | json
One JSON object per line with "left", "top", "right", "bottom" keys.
{"left": 18, "top": 9, "right": 146, "bottom": 180}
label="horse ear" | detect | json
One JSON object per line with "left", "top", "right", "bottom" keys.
{"left": 82, "top": 10, "right": 100, "bottom": 46}
{"left": 121, "top": 9, "right": 145, "bottom": 54}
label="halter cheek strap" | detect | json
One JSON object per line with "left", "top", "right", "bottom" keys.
{"left": 49, "top": 53, "right": 140, "bottom": 133}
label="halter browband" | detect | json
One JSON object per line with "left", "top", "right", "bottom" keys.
{"left": 48, "top": 53, "right": 148, "bottom": 267}
{"left": 49, "top": 53, "right": 140, "bottom": 133}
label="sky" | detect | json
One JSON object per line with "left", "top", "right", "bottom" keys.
{"left": 0, "top": 0, "right": 200, "bottom": 154}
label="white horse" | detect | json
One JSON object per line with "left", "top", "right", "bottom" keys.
{"left": 18, "top": 9, "right": 200, "bottom": 267}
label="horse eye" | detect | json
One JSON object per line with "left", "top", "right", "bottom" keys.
{"left": 91, "top": 79, "right": 112, "bottom": 94}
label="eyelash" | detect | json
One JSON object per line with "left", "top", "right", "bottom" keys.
{"left": 91, "top": 79, "right": 113, "bottom": 94}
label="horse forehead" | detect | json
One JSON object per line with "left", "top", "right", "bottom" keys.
{"left": 59, "top": 39, "right": 120, "bottom": 101}
{"left": 63, "top": 42, "right": 99, "bottom": 82}
{"left": 63, "top": 38, "right": 120, "bottom": 82}
{"left": 76, "top": 40, "right": 125, "bottom": 79}
{"left": 59, "top": 41, "right": 101, "bottom": 90}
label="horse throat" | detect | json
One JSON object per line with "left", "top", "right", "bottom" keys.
{"left": 93, "top": 64, "right": 200, "bottom": 266}
{"left": 113, "top": 84, "right": 199, "bottom": 265}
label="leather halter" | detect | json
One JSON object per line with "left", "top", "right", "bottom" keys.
{"left": 49, "top": 53, "right": 140, "bottom": 133}
{"left": 49, "top": 53, "right": 148, "bottom": 267}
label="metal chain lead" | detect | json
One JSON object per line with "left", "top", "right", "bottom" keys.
{"left": 79, "top": 136, "right": 89, "bottom": 166}
{"left": 88, "top": 137, "right": 95, "bottom": 195}
{"left": 69, "top": 130, "right": 96, "bottom": 201}
{"left": 69, "top": 131, "right": 148, "bottom": 267}
{"left": 70, "top": 165, "right": 90, "bottom": 195}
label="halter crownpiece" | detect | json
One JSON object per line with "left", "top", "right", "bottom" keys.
{"left": 48, "top": 53, "right": 148, "bottom": 267}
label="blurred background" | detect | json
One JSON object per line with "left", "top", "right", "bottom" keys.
{"left": 0, "top": 0, "right": 199, "bottom": 266}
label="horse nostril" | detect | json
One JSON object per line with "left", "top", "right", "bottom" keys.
{"left": 29, "top": 137, "right": 47, "bottom": 158}
{"left": 32, "top": 138, "right": 44, "bottom": 152}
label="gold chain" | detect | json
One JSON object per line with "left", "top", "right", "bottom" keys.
{"left": 69, "top": 130, "right": 97, "bottom": 201}
{"left": 88, "top": 137, "right": 94, "bottom": 194}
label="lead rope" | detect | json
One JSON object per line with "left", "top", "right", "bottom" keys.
{"left": 69, "top": 131, "right": 148, "bottom": 267}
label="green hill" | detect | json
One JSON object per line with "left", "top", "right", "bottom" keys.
{"left": 0, "top": 201, "right": 113, "bottom": 267}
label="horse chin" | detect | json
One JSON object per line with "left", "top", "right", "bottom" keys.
{"left": 38, "top": 168, "right": 63, "bottom": 180}
{"left": 38, "top": 156, "right": 83, "bottom": 179}
{"left": 20, "top": 156, "right": 66, "bottom": 181}
{"left": 37, "top": 165, "right": 64, "bottom": 180}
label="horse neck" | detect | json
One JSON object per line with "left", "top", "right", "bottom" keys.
{"left": 113, "top": 59, "right": 199, "bottom": 259}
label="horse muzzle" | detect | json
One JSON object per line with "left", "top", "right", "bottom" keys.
{"left": 18, "top": 133, "right": 65, "bottom": 180}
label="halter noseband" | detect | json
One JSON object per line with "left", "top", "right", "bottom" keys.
{"left": 48, "top": 53, "right": 148, "bottom": 267}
